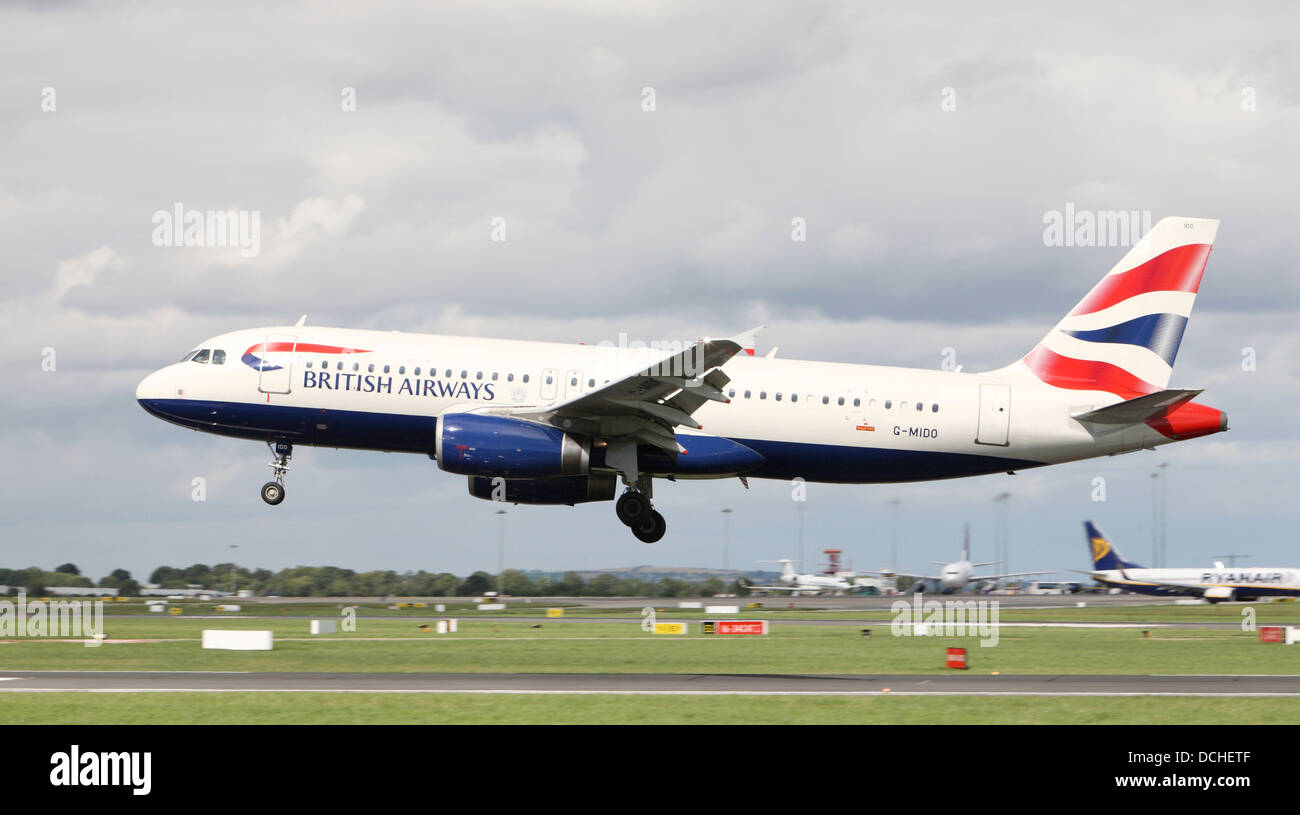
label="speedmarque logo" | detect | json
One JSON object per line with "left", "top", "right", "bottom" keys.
{"left": 50, "top": 745, "right": 151, "bottom": 796}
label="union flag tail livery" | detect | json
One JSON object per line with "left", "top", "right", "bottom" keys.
{"left": 137, "top": 217, "right": 1229, "bottom": 543}
{"left": 1017, "top": 217, "right": 1216, "bottom": 397}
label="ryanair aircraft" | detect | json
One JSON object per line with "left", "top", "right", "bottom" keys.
{"left": 1080, "top": 522, "right": 1300, "bottom": 601}
{"left": 138, "top": 217, "right": 1226, "bottom": 542}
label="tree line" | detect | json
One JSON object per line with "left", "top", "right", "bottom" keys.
{"left": 2, "top": 563, "right": 751, "bottom": 598}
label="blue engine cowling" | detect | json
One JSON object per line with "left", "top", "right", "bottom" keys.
{"left": 467, "top": 474, "right": 617, "bottom": 505}
{"left": 436, "top": 413, "right": 589, "bottom": 478}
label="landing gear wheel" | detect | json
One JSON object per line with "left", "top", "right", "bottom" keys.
{"left": 632, "top": 510, "right": 666, "bottom": 543}
{"left": 262, "top": 440, "right": 292, "bottom": 506}
{"left": 260, "top": 481, "right": 285, "bottom": 506}
{"left": 616, "top": 491, "right": 652, "bottom": 526}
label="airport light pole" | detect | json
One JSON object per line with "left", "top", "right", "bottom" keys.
{"left": 796, "top": 501, "right": 806, "bottom": 572}
{"left": 229, "top": 544, "right": 237, "bottom": 594}
{"left": 495, "top": 509, "right": 507, "bottom": 596}
{"left": 721, "top": 508, "right": 732, "bottom": 573}
{"left": 889, "top": 498, "right": 900, "bottom": 571}
{"left": 993, "top": 493, "right": 1011, "bottom": 580}
{"left": 1150, "top": 463, "right": 1166, "bottom": 567}
{"left": 1158, "top": 462, "right": 1167, "bottom": 567}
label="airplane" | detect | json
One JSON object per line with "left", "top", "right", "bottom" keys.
{"left": 863, "top": 524, "right": 1054, "bottom": 593}
{"left": 745, "top": 558, "right": 865, "bottom": 595}
{"left": 137, "top": 217, "right": 1227, "bottom": 543}
{"left": 1078, "top": 521, "right": 1300, "bottom": 602}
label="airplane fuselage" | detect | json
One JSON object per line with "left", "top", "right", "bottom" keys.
{"left": 1094, "top": 568, "right": 1300, "bottom": 599}
{"left": 137, "top": 325, "right": 1203, "bottom": 485}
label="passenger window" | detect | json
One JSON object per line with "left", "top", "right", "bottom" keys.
{"left": 399, "top": 366, "right": 405, "bottom": 375}
{"left": 744, "top": 390, "right": 751, "bottom": 399}
{"left": 461, "top": 370, "right": 467, "bottom": 379}
{"left": 853, "top": 398, "right": 860, "bottom": 407}
{"left": 352, "top": 362, "right": 359, "bottom": 372}
{"left": 192, "top": 349, "right": 210, "bottom": 364}
{"left": 368, "top": 364, "right": 375, "bottom": 373}
{"left": 507, "top": 373, "right": 514, "bottom": 382}
{"left": 916, "top": 402, "right": 923, "bottom": 412}
{"left": 523, "top": 374, "right": 530, "bottom": 383}
{"left": 885, "top": 400, "right": 892, "bottom": 409}
{"left": 759, "top": 391, "right": 767, "bottom": 400}
{"left": 932, "top": 403, "right": 939, "bottom": 413}
{"left": 445, "top": 369, "right": 452, "bottom": 378}
{"left": 492, "top": 372, "right": 499, "bottom": 381}
{"left": 476, "top": 371, "right": 483, "bottom": 380}
{"left": 384, "top": 365, "right": 391, "bottom": 374}
{"left": 212, "top": 350, "right": 226, "bottom": 365}
{"left": 588, "top": 378, "right": 595, "bottom": 388}
{"left": 822, "top": 396, "right": 829, "bottom": 405}
{"left": 570, "top": 377, "right": 577, "bottom": 386}
{"left": 775, "top": 392, "right": 782, "bottom": 401}
{"left": 546, "top": 375, "right": 554, "bottom": 384}
{"left": 837, "top": 397, "right": 844, "bottom": 406}
{"left": 337, "top": 361, "right": 343, "bottom": 371}
{"left": 414, "top": 367, "right": 421, "bottom": 376}
{"left": 728, "top": 389, "right": 736, "bottom": 398}
{"left": 306, "top": 360, "right": 313, "bottom": 368}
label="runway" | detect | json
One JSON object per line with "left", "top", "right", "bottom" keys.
{"left": 2, "top": 671, "right": 1298, "bottom": 696}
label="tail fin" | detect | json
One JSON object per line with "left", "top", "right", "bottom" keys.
{"left": 1017, "top": 217, "right": 1219, "bottom": 398}
{"left": 1085, "top": 521, "right": 1141, "bottom": 570}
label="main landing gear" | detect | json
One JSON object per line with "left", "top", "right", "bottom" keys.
{"left": 261, "top": 440, "right": 292, "bottom": 506}
{"left": 607, "top": 439, "right": 665, "bottom": 543}
{"left": 617, "top": 488, "right": 666, "bottom": 543}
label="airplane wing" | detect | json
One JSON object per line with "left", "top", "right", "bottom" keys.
{"left": 511, "top": 327, "right": 764, "bottom": 453}
{"left": 1069, "top": 569, "right": 1203, "bottom": 595}
{"left": 859, "top": 571, "right": 939, "bottom": 581}
{"left": 971, "top": 570, "right": 1057, "bottom": 581}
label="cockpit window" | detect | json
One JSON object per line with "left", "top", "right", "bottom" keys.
{"left": 181, "top": 349, "right": 200, "bottom": 362}
{"left": 212, "top": 349, "right": 226, "bottom": 365}
{"left": 191, "top": 349, "right": 211, "bottom": 364}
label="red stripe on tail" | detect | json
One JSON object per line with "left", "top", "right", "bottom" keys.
{"left": 1022, "top": 346, "right": 1157, "bottom": 399}
{"left": 1070, "top": 243, "right": 1211, "bottom": 316}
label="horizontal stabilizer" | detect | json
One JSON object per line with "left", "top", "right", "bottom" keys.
{"left": 1072, "top": 388, "right": 1202, "bottom": 425}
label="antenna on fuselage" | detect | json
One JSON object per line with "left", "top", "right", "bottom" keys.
{"left": 294, "top": 314, "right": 307, "bottom": 327}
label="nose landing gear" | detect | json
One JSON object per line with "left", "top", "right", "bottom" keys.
{"left": 261, "top": 440, "right": 291, "bottom": 506}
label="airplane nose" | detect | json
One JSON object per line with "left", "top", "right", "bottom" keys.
{"left": 136, "top": 369, "right": 165, "bottom": 402}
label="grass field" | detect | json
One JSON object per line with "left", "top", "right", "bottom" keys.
{"left": 2, "top": 601, "right": 1297, "bottom": 723}
{"left": 1, "top": 614, "right": 1297, "bottom": 675}
{"left": 2, "top": 693, "right": 1298, "bottom": 725}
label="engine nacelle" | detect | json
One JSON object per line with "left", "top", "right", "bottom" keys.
{"left": 436, "top": 413, "right": 589, "bottom": 478}
{"left": 467, "top": 474, "right": 617, "bottom": 505}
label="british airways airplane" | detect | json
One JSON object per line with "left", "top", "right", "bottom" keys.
{"left": 137, "top": 217, "right": 1227, "bottom": 543}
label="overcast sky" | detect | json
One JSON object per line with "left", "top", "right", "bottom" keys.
{"left": 2, "top": 2, "right": 1298, "bottom": 582}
